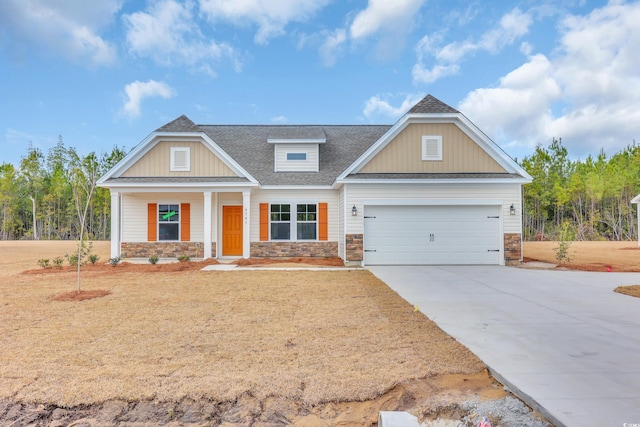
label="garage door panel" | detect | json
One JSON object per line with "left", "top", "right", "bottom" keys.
{"left": 364, "top": 205, "right": 501, "bottom": 265}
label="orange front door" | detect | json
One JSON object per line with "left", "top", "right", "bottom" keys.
{"left": 222, "top": 206, "right": 243, "bottom": 256}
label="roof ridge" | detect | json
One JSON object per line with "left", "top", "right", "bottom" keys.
{"left": 408, "top": 94, "right": 459, "bottom": 114}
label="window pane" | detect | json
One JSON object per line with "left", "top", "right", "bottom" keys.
{"left": 287, "top": 152, "right": 307, "bottom": 160}
{"left": 271, "top": 223, "right": 290, "bottom": 240}
{"left": 159, "top": 223, "right": 179, "bottom": 241}
{"left": 159, "top": 204, "right": 179, "bottom": 222}
{"left": 297, "top": 223, "right": 316, "bottom": 240}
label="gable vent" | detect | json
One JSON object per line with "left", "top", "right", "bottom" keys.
{"left": 171, "top": 147, "right": 190, "bottom": 171}
{"left": 422, "top": 135, "right": 443, "bottom": 161}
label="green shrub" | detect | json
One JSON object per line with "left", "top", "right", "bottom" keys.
{"left": 109, "top": 256, "right": 122, "bottom": 266}
{"left": 88, "top": 254, "right": 100, "bottom": 265}
{"left": 37, "top": 259, "right": 50, "bottom": 269}
{"left": 52, "top": 256, "right": 64, "bottom": 268}
{"left": 177, "top": 254, "right": 190, "bottom": 262}
{"left": 149, "top": 255, "right": 159, "bottom": 265}
{"left": 553, "top": 222, "right": 574, "bottom": 265}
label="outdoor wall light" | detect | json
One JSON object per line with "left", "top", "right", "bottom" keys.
{"left": 510, "top": 204, "right": 516, "bottom": 215}
{"left": 352, "top": 205, "right": 358, "bottom": 216}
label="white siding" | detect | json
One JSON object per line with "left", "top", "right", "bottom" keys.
{"left": 121, "top": 193, "right": 211, "bottom": 242}
{"left": 250, "top": 189, "right": 339, "bottom": 242}
{"left": 345, "top": 182, "right": 522, "bottom": 235}
{"left": 338, "top": 186, "right": 345, "bottom": 259}
{"left": 274, "top": 144, "right": 319, "bottom": 172}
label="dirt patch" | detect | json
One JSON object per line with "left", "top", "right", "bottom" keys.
{"left": 51, "top": 289, "right": 111, "bottom": 301}
{"left": 523, "top": 241, "right": 640, "bottom": 272}
{"left": 614, "top": 285, "right": 640, "bottom": 298}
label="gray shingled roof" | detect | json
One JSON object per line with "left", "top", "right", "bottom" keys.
{"left": 199, "top": 125, "right": 390, "bottom": 185}
{"left": 121, "top": 94, "right": 517, "bottom": 187}
{"left": 408, "top": 95, "right": 459, "bottom": 114}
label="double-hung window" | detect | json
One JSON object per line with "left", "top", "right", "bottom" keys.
{"left": 269, "top": 203, "right": 317, "bottom": 240}
{"left": 158, "top": 204, "right": 180, "bottom": 240}
{"left": 296, "top": 204, "right": 317, "bottom": 240}
{"left": 270, "top": 204, "right": 291, "bottom": 240}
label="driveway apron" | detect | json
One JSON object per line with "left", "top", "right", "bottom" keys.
{"left": 369, "top": 266, "right": 640, "bottom": 427}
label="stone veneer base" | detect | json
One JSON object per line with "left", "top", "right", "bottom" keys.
{"left": 504, "top": 233, "right": 522, "bottom": 266}
{"left": 345, "top": 234, "right": 363, "bottom": 261}
{"left": 121, "top": 242, "right": 216, "bottom": 259}
{"left": 250, "top": 241, "right": 338, "bottom": 258}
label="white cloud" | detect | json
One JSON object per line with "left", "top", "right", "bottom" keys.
{"left": 0, "top": 0, "right": 120, "bottom": 66}
{"left": 123, "top": 0, "right": 238, "bottom": 73}
{"left": 271, "top": 115, "right": 288, "bottom": 123}
{"left": 198, "top": 0, "right": 331, "bottom": 44}
{"left": 121, "top": 80, "right": 176, "bottom": 118}
{"left": 349, "top": 0, "right": 425, "bottom": 59}
{"left": 459, "top": 2, "right": 640, "bottom": 159}
{"left": 319, "top": 29, "right": 347, "bottom": 66}
{"left": 413, "top": 8, "right": 532, "bottom": 84}
{"left": 363, "top": 93, "right": 425, "bottom": 122}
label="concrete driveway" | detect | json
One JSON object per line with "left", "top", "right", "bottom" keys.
{"left": 369, "top": 266, "right": 640, "bottom": 427}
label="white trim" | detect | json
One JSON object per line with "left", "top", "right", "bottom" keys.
{"left": 110, "top": 192, "right": 120, "bottom": 259}
{"left": 243, "top": 191, "right": 251, "bottom": 258}
{"left": 337, "top": 178, "right": 531, "bottom": 185}
{"left": 170, "top": 147, "right": 190, "bottom": 171}
{"left": 98, "top": 184, "right": 258, "bottom": 192}
{"left": 203, "top": 191, "right": 212, "bottom": 259}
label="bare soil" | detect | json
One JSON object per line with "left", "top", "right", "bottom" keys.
{"left": 0, "top": 241, "right": 550, "bottom": 426}
{"left": 523, "top": 241, "right": 640, "bottom": 272}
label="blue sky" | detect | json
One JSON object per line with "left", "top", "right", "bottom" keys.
{"left": 1, "top": 0, "right": 639, "bottom": 167}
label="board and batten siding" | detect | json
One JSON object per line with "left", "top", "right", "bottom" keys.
{"left": 121, "top": 193, "right": 212, "bottom": 242}
{"left": 359, "top": 123, "right": 506, "bottom": 173}
{"left": 250, "top": 189, "right": 339, "bottom": 241}
{"left": 345, "top": 182, "right": 522, "bottom": 235}
{"left": 274, "top": 144, "right": 319, "bottom": 172}
{"left": 122, "top": 141, "right": 238, "bottom": 177}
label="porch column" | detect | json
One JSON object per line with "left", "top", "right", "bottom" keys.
{"left": 110, "top": 191, "right": 120, "bottom": 258}
{"left": 242, "top": 191, "right": 251, "bottom": 258}
{"left": 203, "top": 191, "right": 212, "bottom": 259}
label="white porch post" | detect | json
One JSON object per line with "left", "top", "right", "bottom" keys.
{"left": 203, "top": 191, "right": 212, "bottom": 259}
{"left": 110, "top": 191, "right": 120, "bottom": 259}
{"left": 242, "top": 191, "right": 251, "bottom": 258}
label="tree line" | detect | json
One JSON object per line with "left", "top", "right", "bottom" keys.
{"left": 520, "top": 138, "right": 640, "bottom": 241}
{"left": 1, "top": 136, "right": 639, "bottom": 242}
{"left": 0, "top": 137, "right": 126, "bottom": 241}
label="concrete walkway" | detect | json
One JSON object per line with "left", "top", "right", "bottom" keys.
{"left": 369, "top": 266, "right": 640, "bottom": 427}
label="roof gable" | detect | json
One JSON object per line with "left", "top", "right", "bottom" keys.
{"left": 339, "top": 95, "right": 532, "bottom": 181}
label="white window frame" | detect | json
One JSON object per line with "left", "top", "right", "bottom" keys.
{"left": 158, "top": 203, "right": 180, "bottom": 241}
{"left": 422, "top": 135, "right": 443, "bottom": 161}
{"left": 269, "top": 202, "right": 318, "bottom": 241}
{"left": 170, "top": 147, "right": 191, "bottom": 171}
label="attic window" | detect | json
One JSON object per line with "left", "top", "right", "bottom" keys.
{"left": 287, "top": 152, "right": 307, "bottom": 161}
{"left": 171, "top": 147, "right": 190, "bottom": 171}
{"left": 422, "top": 136, "right": 443, "bottom": 161}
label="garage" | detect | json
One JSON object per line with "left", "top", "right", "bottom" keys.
{"left": 363, "top": 205, "right": 502, "bottom": 265}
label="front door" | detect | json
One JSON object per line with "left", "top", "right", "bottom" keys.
{"left": 222, "top": 206, "right": 243, "bottom": 256}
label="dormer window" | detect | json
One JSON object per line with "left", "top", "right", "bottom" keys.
{"left": 170, "top": 147, "right": 190, "bottom": 171}
{"left": 287, "top": 153, "right": 307, "bottom": 161}
{"left": 268, "top": 135, "right": 325, "bottom": 172}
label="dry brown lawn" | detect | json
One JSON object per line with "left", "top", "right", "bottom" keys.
{"left": 523, "top": 240, "right": 640, "bottom": 272}
{"left": 0, "top": 241, "right": 486, "bottom": 411}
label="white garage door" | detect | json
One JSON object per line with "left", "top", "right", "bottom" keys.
{"left": 363, "top": 205, "right": 502, "bottom": 265}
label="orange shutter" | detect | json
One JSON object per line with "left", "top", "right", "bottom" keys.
{"left": 147, "top": 203, "right": 157, "bottom": 242}
{"left": 181, "top": 203, "right": 190, "bottom": 241}
{"left": 260, "top": 203, "right": 269, "bottom": 241}
{"left": 318, "top": 202, "right": 328, "bottom": 241}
